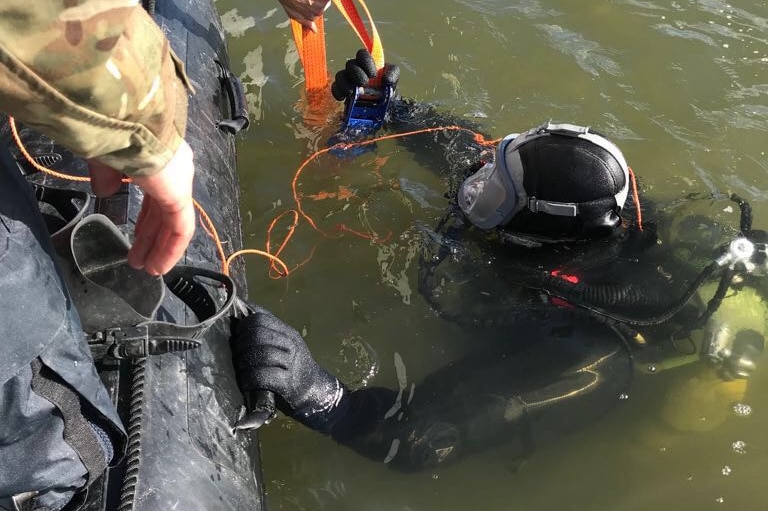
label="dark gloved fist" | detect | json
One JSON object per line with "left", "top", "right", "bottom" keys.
{"left": 331, "top": 48, "right": 400, "bottom": 101}
{"left": 230, "top": 305, "right": 346, "bottom": 428}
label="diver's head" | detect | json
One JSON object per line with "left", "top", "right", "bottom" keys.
{"left": 458, "top": 122, "right": 630, "bottom": 241}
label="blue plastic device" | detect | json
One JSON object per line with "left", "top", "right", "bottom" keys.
{"left": 342, "top": 84, "right": 393, "bottom": 134}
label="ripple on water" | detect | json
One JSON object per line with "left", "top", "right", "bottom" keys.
{"left": 536, "top": 24, "right": 622, "bottom": 77}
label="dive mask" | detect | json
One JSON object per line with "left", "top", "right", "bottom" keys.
{"left": 458, "top": 122, "right": 630, "bottom": 230}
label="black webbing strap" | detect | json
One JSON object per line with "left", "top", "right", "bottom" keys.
{"left": 29, "top": 359, "right": 108, "bottom": 487}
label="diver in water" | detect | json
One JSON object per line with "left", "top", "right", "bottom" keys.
{"left": 229, "top": 51, "right": 767, "bottom": 471}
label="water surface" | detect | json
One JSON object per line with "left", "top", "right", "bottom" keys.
{"left": 214, "top": 1, "right": 768, "bottom": 509}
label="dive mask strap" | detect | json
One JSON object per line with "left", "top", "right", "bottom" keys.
{"left": 541, "top": 122, "right": 591, "bottom": 137}
{"left": 527, "top": 196, "right": 578, "bottom": 217}
{"left": 515, "top": 121, "right": 630, "bottom": 217}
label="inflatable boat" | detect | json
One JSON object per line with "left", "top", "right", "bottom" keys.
{"left": 0, "top": 0, "right": 264, "bottom": 509}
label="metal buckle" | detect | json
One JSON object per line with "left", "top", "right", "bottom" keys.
{"left": 528, "top": 197, "right": 578, "bottom": 217}
{"left": 88, "top": 325, "right": 202, "bottom": 360}
{"left": 88, "top": 326, "right": 149, "bottom": 360}
{"left": 543, "top": 122, "right": 590, "bottom": 136}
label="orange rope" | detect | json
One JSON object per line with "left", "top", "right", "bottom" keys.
{"left": 290, "top": 125, "right": 498, "bottom": 238}
{"left": 9, "top": 117, "right": 118, "bottom": 183}
{"left": 193, "top": 200, "right": 229, "bottom": 271}
{"left": 226, "top": 249, "right": 289, "bottom": 277}
{"left": 628, "top": 166, "right": 643, "bottom": 231}
{"left": 264, "top": 210, "right": 300, "bottom": 276}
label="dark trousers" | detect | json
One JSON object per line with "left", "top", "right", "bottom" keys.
{"left": 0, "top": 146, "right": 124, "bottom": 511}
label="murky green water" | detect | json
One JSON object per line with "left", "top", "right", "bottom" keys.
{"left": 214, "top": 1, "right": 767, "bottom": 509}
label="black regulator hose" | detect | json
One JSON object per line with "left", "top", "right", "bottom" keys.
{"left": 671, "top": 267, "right": 735, "bottom": 340}
{"left": 542, "top": 195, "right": 760, "bottom": 326}
{"left": 731, "top": 193, "right": 768, "bottom": 247}
{"left": 562, "top": 282, "right": 660, "bottom": 308}
{"left": 731, "top": 193, "right": 753, "bottom": 234}
{"left": 537, "top": 260, "right": 722, "bottom": 327}
{"left": 528, "top": 194, "right": 764, "bottom": 330}
{"left": 418, "top": 224, "right": 721, "bottom": 329}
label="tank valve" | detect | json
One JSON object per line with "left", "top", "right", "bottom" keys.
{"left": 717, "top": 237, "right": 756, "bottom": 272}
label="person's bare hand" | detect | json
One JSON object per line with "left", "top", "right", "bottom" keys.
{"left": 88, "top": 140, "right": 196, "bottom": 276}
{"left": 276, "top": 0, "right": 330, "bottom": 32}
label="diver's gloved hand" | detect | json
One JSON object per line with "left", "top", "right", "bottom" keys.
{"left": 331, "top": 48, "right": 400, "bottom": 101}
{"left": 230, "top": 305, "right": 348, "bottom": 433}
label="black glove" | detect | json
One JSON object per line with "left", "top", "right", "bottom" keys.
{"left": 230, "top": 305, "right": 347, "bottom": 432}
{"left": 331, "top": 48, "right": 400, "bottom": 101}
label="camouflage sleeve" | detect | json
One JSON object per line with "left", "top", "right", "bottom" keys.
{"left": 0, "top": 0, "right": 193, "bottom": 177}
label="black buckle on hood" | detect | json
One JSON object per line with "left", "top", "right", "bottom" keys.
{"left": 527, "top": 196, "right": 579, "bottom": 217}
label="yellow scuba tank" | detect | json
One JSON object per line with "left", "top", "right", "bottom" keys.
{"left": 659, "top": 281, "right": 765, "bottom": 433}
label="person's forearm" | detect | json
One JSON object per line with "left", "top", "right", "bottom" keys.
{"left": 0, "top": 1, "right": 191, "bottom": 177}
{"left": 323, "top": 386, "right": 406, "bottom": 463}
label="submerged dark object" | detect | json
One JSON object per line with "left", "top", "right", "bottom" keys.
{"left": 1, "top": 0, "right": 264, "bottom": 509}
